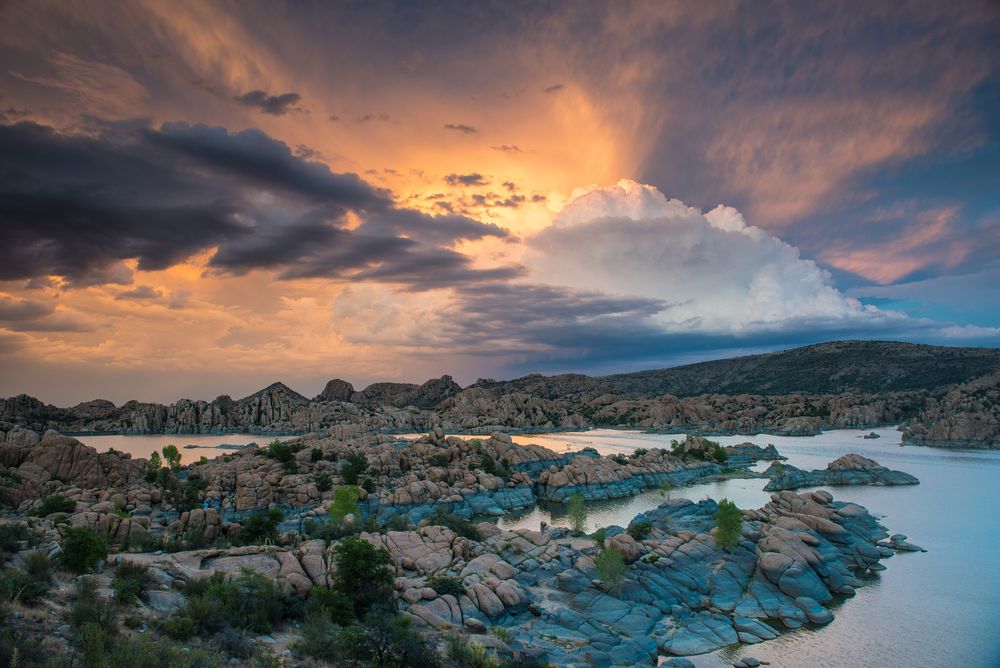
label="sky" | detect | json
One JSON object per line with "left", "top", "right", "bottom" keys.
{"left": 0, "top": 0, "right": 998, "bottom": 405}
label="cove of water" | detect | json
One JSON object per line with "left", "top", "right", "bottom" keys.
{"left": 74, "top": 433, "right": 293, "bottom": 465}
{"left": 495, "top": 427, "right": 1000, "bottom": 667}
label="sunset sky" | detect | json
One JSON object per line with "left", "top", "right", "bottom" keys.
{"left": 1, "top": 0, "right": 998, "bottom": 405}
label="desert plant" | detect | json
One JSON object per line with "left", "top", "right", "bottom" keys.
{"left": 566, "top": 493, "right": 587, "bottom": 535}
{"left": 30, "top": 494, "right": 77, "bottom": 517}
{"left": 145, "top": 451, "right": 162, "bottom": 482}
{"left": 234, "top": 508, "right": 284, "bottom": 545}
{"left": 61, "top": 526, "right": 108, "bottom": 574}
{"left": 328, "top": 485, "right": 362, "bottom": 527}
{"left": 714, "top": 498, "right": 742, "bottom": 549}
{"left": 627, "top": 520, "right": 652, "bottom": 540}
{"left": 426, "top": 574, "right": 465, "bottom": 598}
{"left": 112, "top": 560, "right": 151, "bottom": 605}
{"left": 341, "top": 453, "right": 368, "bottom": 485}
{"left": 595, "top": 547, "right": 627, "bottom": 596}
{"left": 332, "top": 537, "right": 395, "bottom": 617}
{"left": 23, "top": 550, "right": 52, "bottom": 582}
{"left": 427, "top": 508, "right": 482, "bottom": 541}
{"left": 311, "top": 448, "right": 324, "bottom": 462}
{"left": 316, "top": 472, "right": 333, "bottom": 492}
{"left": 305, "top": 586, "right": 355, "bottom": 625}
{"left": 591, "top": 527, "right": 607, "bottom": 548}
{"left": 659, "top": 482, "right": 674, "bottom": 499}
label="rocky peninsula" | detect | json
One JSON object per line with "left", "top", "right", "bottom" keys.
{"left": 0, "top": 420, "right": 925, "bottom": 667}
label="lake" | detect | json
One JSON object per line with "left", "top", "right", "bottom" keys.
{"left": 494, "top": 427, "right": 1000, "bottom": 667}
{"left": 74, "top": 433, "right": 293, "bottom": 464}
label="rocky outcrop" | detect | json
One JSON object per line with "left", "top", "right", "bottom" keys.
{"left": 764, "top": 454, "right": 919, "bottom": 491}
{"left": 902, "top": 373, "right": 1000, "bottom": 448}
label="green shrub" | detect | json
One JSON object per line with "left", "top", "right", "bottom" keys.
{"left": 710, "top": 444, "right": 729, "bottom": 463}
{"left": 341, "top": 453, "right": 368, "bottom": 485}
{"left": 427, "top": 508, "right": 482, "bottom": 541}
{"left": 328, "top": 485, "right": 362, "bottom": 527}
{"left": 157, "top": 470, "right": 207, "bottom": 512}
{"left": 69, "top": 577, "right": 118, "bottom": 632}
{"left": 566, "top": 493, "right": 587, "bottom": 535}
{"left": 0, "top": 567, "right": 49, "bottom": 604}
{"left": 305, "top": 586, "right": 355, "bottom": 625}
{"left": 448, "top": 636, "right": 502, "bottom": 668}
{"left": 428, "top": 454, "right": 450, "bottom": 467}
{"left": 595, "top": 547, "right": 627, "bottom": 596}
{"left": 112, "top": 560, "right": 151, "bottom": 605}
{"left": 299, "top": 612, "right": 441, "bottom": 667}
{"left": 311, "top": 448, "right": 324, "bottom": 462}
{"left": 426, "top": 574, "right": 465, "bottom": 598}
{"left": 235, "top": 508, "right": 284, "bottom": 546}
{"left": 159, "top": 614, "right": 198, "bottom": 640}
{"left": 30, "top": 494, "right": 77, "bottom": 517}
{"left": 0, "top": 524, "right": 31, "bottom": 558}
{"left": 145, "top": 451, "right": 162, "bottom": 482}
{"left": 592, "top": 527, "right": 607, "bottom": 547}
{"left": 714, "top": 498, "right": 742, "bottom": 550}
{"left": 24, "top": 550, "right": 52, "bottom": 582}
{"left": 61, "top": 526, "right": 108, "bottom": 574}
{"left": 316, "top": 473, "right": 333, "bottom": 492}
{"left": 78, "top": 622, "right": 220, "bottom": 668}
{"left": 332, "top": 537, "right": 395, "bottom": 618}
{"left": 362, "top": 477, "right": 376, "bottom": 493}
{"left": 627, "top": 521, "right": 653, "bottom": 540}
{"left": 298, "top": 612, "right": 340, "bottom": 661}
{"left": 178, "top": 569, "right": 287, "bottom": 635}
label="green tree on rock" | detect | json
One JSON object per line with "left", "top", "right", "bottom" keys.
{"left": 567, "top": 492, "right": 587, "bottom": 535}
{"left": 161, "top": 445, "right": 182, "bottom": 471}
{"left": 714, "top": 498, "right": 743, "bottom": 550}
{"left": 332, "top": 537, "right": 395, "bottom": 618}
{"left": 145, "top": 451, "right": 162, "bottom": 482}
{"left": 328, "top": 486, "right": 361, "bottom": 528}
{"left": 595, "top": 547, "right": 627, "bottom": 596}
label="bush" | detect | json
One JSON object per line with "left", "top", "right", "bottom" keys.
{"left": 341, "top": 453, "right": 368, "bottom": 485}
{"left": 24, "top": 550, "right": 52, "bottom": 582}
{"left": 448, "top": 636, "right": 502, "bottom": 668}
{"left": 328, "top": 485, "right": 362, "bottom": 527}
{"left": 595, "top": 547, "right": 627, "bottom": 596}
{"left": 627, "top": 520, "right": 652, "bottom": 540}
{"left": 477, "top": 454, "right": 512, "bottom": 479}
{"left": 300, "top": 612, "right": 441, "bottom": 667}
{"left": 113, "top": 560, "right": 151, "bottom": 605}
{"left": 70, "top": 577, "right": 118, "bottom": 632}
{"left": 311, "top": 448, "right": 324, "bottom": 462}
{"left": 710, "top": 444, "right": 729, "bottom": 463}
{"left": 62, "top": 526, "right": 108, "bottom": 574}
{"left": 427, "top": 509, "right": 482, "bottom": 541}
{"left": 592, "top": 527, "right": 607, "bottom": 547}
{"left": 0, "top": 524, "right": 31, "bottom": 558}
{"left": 362, "top": 477, "right": 377, "bottom": 493}
{"left": 305, "top": 586, "right": 355, "bottom": 625}
{"left": 428, "top": 454, "right": 450, "bottom": 467}
{"left": 316, "top": 473, "right": 333, "bottom": 493}
{"left": 332, "top": 537, "right": 395, "bottom": 618}
{"left": 159, "top": 614, "right": 197, "bottom": 640}
{"left": 426, "top": 574, "right": 465, "bottom": 598}
{"left": 714, "top": 498, "right": 742, "bottom": 550}
{"left": 178, "top": 569, "right": 287, "bottom": 635}
{"left": 145, "top": 451, "right": 162, "bottom": 482}
{"left": 235, "top": 508, "right": 284, "bottom": 545}
{"left": 78, "top": 622, "right": 220, "bottom": 668}
{"left": 0, "top": 567, "right": 49, "bottom": 604}
{"left": 158, "top": 470, "right": 207, "bottom": 512}
{"left": 30, "top": 494, "right": 77, "bottom": 517}
{"left": 566, "top": 493, "right": 587, "bottom": 535}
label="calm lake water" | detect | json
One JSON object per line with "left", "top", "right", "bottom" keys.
{"left": 498, "top": 427, "right": 1000, "bottom": 667}
{"left": 75, "top": 433, "right": 291, "bottom": 464}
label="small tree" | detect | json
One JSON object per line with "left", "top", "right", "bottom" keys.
{"left": 341, "top": 453, "right": 368, "bottom": 485}
{"left": 566, "top": 493, "right": 587, "bottom": 535}
{"left": 62, "top": 527, "right": 108, "bottom": 574}
{"left": 714, "top": 498, "right": 743, "bottom": 550}
{"left": 660, "top": 482, "right": 674, "bottom": 499}
{"left": 331, "top": 537, "right": 395, "bottom": 617}
{"left": 595, "top": 547, "right": 627, "bottom": 596}
{"left": 328, "top": 486, "right": 361, "bottom": 527}
{"left": 162, "top": 445, "right": 182, "bottom": 471}
{"left": 146, "top": 451, "right": 162, "bottom": 482}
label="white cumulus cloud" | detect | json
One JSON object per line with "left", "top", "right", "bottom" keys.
{"left": 527, "top": 179, "right": 893, "bottom": 334}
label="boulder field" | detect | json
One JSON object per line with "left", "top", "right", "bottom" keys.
{"left": 0, "top": 427, "right": 924, "bottom": 665}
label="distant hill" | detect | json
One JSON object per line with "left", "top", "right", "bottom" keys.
{"left": 599, "top": 340, "right": 1000, "bottom": 397}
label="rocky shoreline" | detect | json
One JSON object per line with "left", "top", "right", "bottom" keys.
{"left": 0, "top": 423, "right": 927, "bottom": 666}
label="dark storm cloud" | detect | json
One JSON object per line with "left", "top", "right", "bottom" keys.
{"left": 443, "top": 123, "right": 477, "bottom": 134}
{"left": 0, "top": 120, "right": 514, "bottom": 289}
{"left": 0, "top": 295, "right": 91, "bottom": 332}
{"left": 444, "top": 173, "right": 488, "bottom": 186}
{"left": 147, "top": 122, "right": 388, "bottom": 208}
{"left": 233, "top": 90, "right": 301, "bottom": 115}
